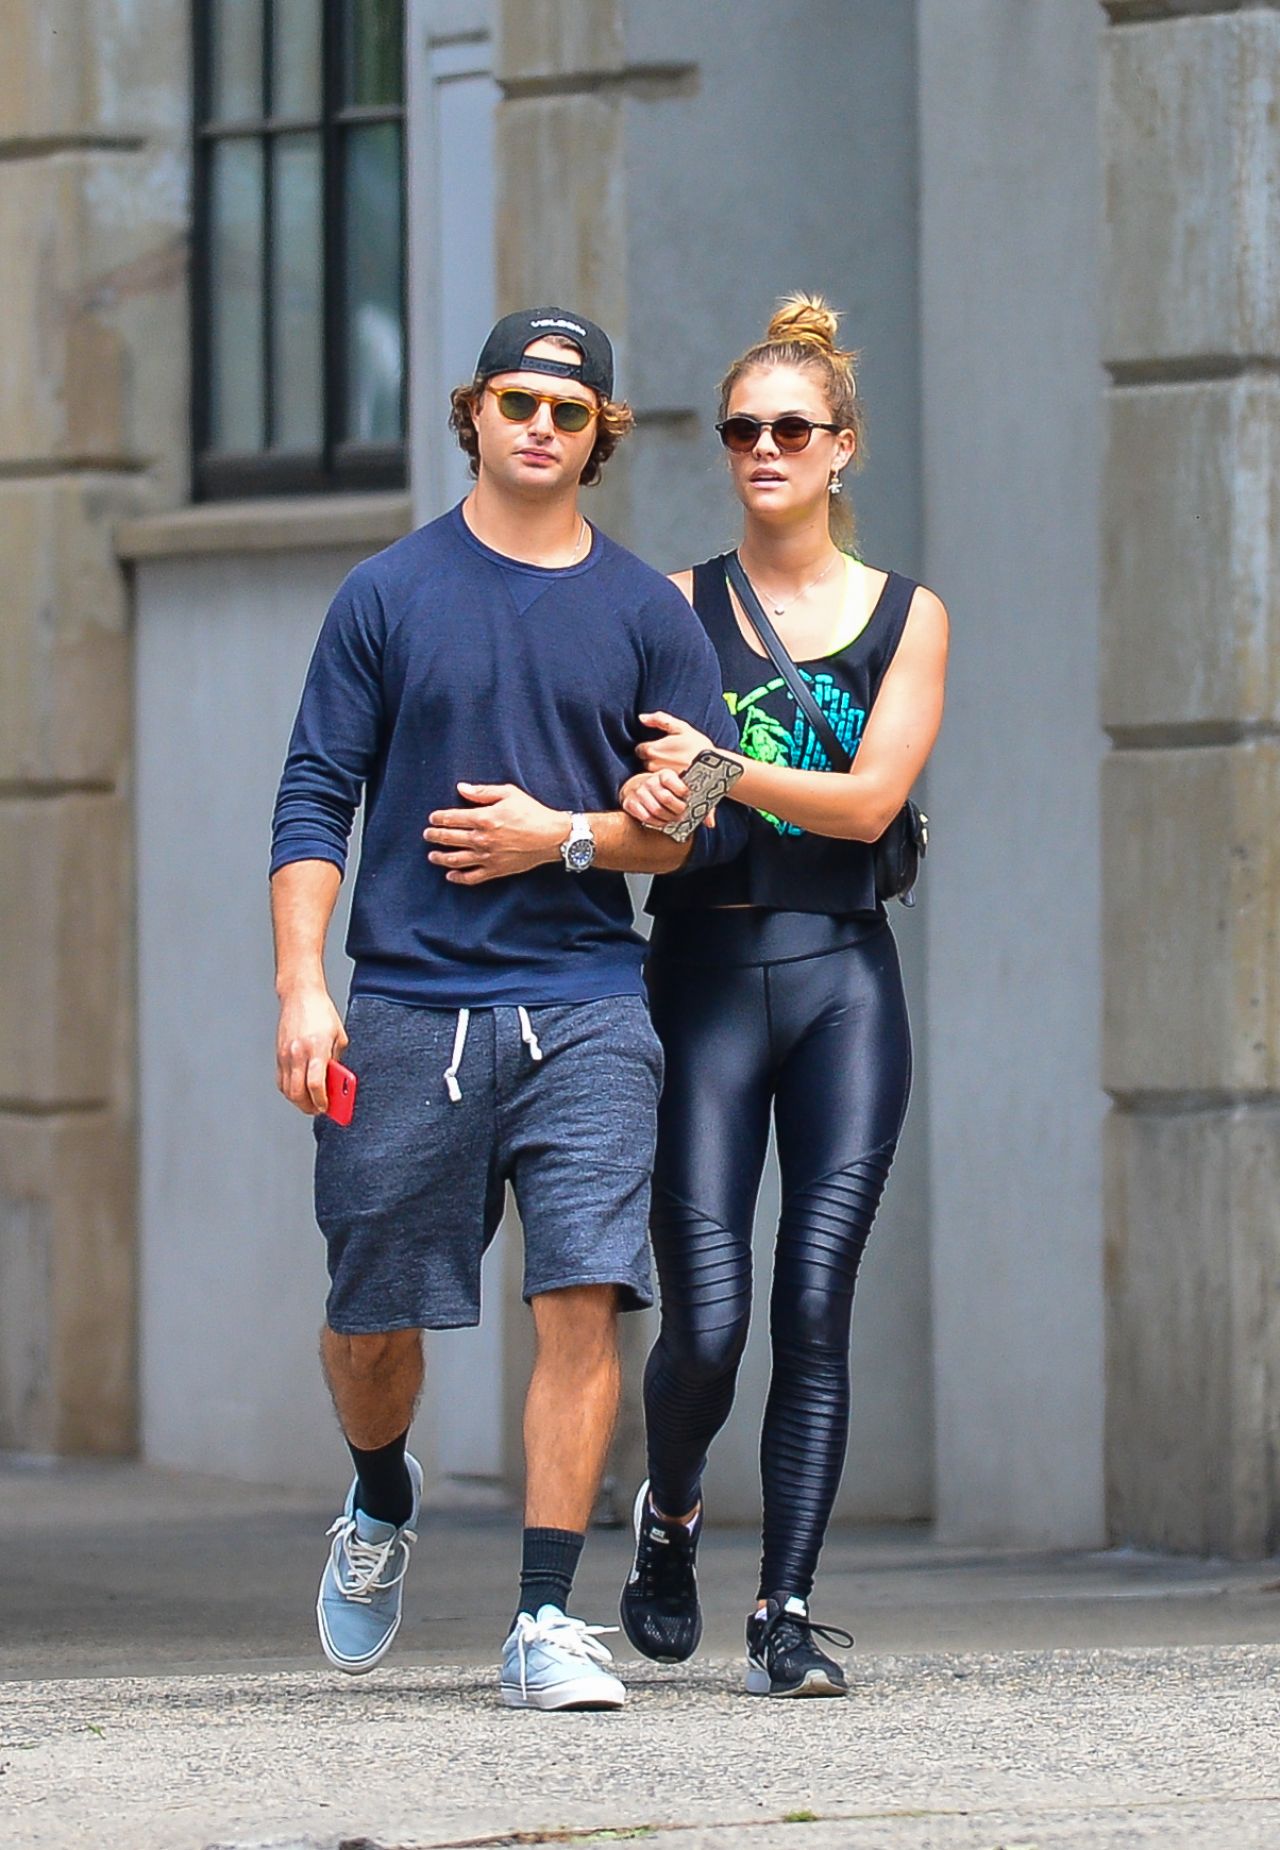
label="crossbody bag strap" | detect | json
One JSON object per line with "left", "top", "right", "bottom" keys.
{"left": 724, "top": 552, "right": 852, "bottom": 774}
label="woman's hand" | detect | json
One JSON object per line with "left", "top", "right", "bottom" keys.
{"left": 620, "top": 769, "right": 690, "bottom": 829}
{"left": 636, "top": 711, "right": 714, "bottom": 775}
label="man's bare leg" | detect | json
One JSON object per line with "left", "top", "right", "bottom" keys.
{"left": 525, "top": 1285, "right": 621, "bottom": 1527}
{"left": 316, "top": 1325, "right": 425, "bottom": 1673}
{"left": 514, "top": 1285, "right": 620, "bottom": 1620}
{"left": 322, "top": 1326, "right": 423, "bottom": 1525}
{"left": 321, "top": 1325, "right": 424, "bottom": 1448}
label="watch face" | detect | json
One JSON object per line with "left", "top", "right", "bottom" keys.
{"left": 564, "top": 835, "right": 595, "bottom": 872}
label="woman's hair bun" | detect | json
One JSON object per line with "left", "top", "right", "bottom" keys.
{"left": 765, "top": 292, "right": 845, "bottom": 355}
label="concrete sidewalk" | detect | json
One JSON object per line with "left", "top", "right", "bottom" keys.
{"left": 3, "top": 1459, "right": 1280, "bottom": 1849}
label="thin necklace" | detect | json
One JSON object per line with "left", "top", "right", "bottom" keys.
{"left": 536, "top": 517, "right": 588, "bottom": 568}
{"left": 740, "top": 548, "right": 840, "bottom": 616}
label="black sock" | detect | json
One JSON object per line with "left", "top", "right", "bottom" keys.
{"left": 348, "top": 1430, "right": 414, "bottom": 1528}
{"left": 517, "top": 1526, "right": 584, "bottom": 1621}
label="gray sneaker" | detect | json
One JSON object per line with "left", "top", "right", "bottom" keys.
{"left": 316, "top": 1454, "right": 423, "bottom": 1674}
{"left": 501, "top": 1605, "right": 626, "bottom": 1711}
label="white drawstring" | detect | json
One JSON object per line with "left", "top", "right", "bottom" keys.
{"left": 517, "top": 1006, "right": 544, "bottom": 1064}
{"left": 444, "top": 1006, "right": 542, "bottom": 1104}
{"left": 444, "top": 1007, "right": 470, "bottom": 1103}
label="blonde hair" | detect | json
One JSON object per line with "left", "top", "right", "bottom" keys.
{"left": 719, "top": 293, "right": 865, "bottom": 549}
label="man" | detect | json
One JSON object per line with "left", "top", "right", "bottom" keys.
{"left": 270, "top": 307, "right": 744, "bottom": 1711}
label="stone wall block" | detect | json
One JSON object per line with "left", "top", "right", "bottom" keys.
{"left": 496, "top": 93, "right": 630, "bottom": 538}
{"left": 0, "top": 152, "right": 189, "bottom": 484}
{"left": 0, "top": 795, "right": 134, "bottom": 1110}
{"left": 497, "top": 96, "right": 626, "bottom": 322}
{"left": 0, "top": 0, "right": 188, "bottom": 141}
{"left": 497, "top": 0, "right": 623, "bottom": 82}
{"left": 1103, "top": 12, "right": 1280, "bottom": 363}
{"left": 1102, "top": 743, "right": 1280, "bottom": 1094}
{"left": 1106, "top": 1105, "right": 1280, "bottom": 1555}
{"left": 1102, "top": 377, "right": 1279, "bottom": 731}
{"left": 0, "top": 1112, "right": 135, "bottom": 1453}
{"left": 0, "top": 479, "right": 136, "bottom": 785}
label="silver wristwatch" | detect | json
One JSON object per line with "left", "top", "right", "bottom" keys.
{"left": 559, "top": 812, "right": 596, "bottom": 873}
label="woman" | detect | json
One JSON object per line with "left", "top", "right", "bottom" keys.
{"left": 618, "top": 295, "right": 948, "bottom": 1697}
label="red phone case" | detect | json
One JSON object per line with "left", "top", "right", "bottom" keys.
{"left": 325, "top": 1060, "right": 358, "bottom": 1126}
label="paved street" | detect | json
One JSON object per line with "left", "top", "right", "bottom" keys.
{"left": 3, "top": 1460, "right": 1280, "bottom": 1849}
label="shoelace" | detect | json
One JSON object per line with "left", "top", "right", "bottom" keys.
{"left": 634, "top": 1515, "right": 697, "bottom": 1603}
{"left": 759, "top": 1608, "right": 854, "bottom": 1656}
{"left": 511, "top": 1610, "right": 616, "bottom": 1699}
{"left": 326, "top": 1515, "right": 416, "bottom": 1603}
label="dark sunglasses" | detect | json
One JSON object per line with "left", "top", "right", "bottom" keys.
{"left": 716, "top": 414, "right": 841, "bottom": 454}
{"left": 487, "top": 386, "right": 598, "bottom": 434}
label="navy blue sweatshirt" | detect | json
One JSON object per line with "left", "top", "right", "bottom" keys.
{"left": 271, "top": 504, "right": 745, "bottom": 1007}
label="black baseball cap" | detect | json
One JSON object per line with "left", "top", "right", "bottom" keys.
{"left": 473, "top": 307, "right": 614, "bottom": 400}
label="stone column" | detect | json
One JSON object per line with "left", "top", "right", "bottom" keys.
{"left": 0, "top": 3, "right": 188, "bottom": 1452}
{"left": 1101, "top": 2, "right": 1280, "bottom": 1554}
{"left": 494, "top": 0, "right": 637, "bottom": 544}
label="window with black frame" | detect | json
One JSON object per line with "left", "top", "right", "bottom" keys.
{"left": 193, "top": 0, "right": 406, "bottom": 499}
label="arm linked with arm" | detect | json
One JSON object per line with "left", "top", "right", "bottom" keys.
{"left": 639, "top": 588, "right": 949, "bottom": 844}
{"left": 638, "top": 597, "right": 749, "bottom": 872}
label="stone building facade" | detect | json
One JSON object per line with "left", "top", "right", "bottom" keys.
{"left": 1, "top": 0, "right": 1276, "bottom": 1556}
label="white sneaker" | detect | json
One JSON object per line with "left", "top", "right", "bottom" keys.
{"left": 500, "top": 1605, "right": 626, "bottom": 1711}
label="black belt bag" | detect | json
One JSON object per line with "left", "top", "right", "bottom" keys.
{"left": 723, "top": 553, "right": 928, "bottom": 907}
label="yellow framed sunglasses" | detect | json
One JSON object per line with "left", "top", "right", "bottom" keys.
{"left": 486, "top": 386, "right": 599, "bottom": 433}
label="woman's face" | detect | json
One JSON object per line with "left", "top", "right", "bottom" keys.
{"left": 723, "top": 362, "right": 855, "bottom": 526}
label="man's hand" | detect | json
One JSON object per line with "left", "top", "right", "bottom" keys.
{"left": 276, "top": 983, "right": 347, "bottom": 1115}
{"left": 636, "top": 711, "right": 714, "bottom": 775}
{"left": 424, "top": 782, "right": 568, "bottom": 885}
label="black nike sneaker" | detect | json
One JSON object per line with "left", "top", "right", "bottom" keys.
{"left": 745, "top": 1594, "right": 853, "bottom": 1697}
{"left": 619, "top": 1480, "right": 703, "bottom": 1663}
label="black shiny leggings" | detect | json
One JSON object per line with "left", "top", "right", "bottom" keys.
{"left": 643, "top": 909, "right": 912, "bottom": 1600}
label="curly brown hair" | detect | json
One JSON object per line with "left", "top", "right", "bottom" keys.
{"left": 448, "top": 341, "right": 636, "bottom": 488}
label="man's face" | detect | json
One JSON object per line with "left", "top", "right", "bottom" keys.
{"left": 471, "top": 338, "right": 601, "bottom": 494}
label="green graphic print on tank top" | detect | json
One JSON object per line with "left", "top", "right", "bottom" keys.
{"left": 724, "top": 670, "right": 866, "bottom": 836}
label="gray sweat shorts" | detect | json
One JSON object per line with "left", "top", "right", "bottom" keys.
{"left": 314, "top": 994, "right": 663, "bottom": 1334}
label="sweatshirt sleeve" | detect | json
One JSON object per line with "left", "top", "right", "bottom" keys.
{"left": 640, "top": 597, "right": 748, "bottom": 873}
{"left": 270, "top": 566, "right": 388, "bottom": 878}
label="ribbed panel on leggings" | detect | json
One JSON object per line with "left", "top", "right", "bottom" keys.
{"left": 644, "top": 1192, "right": 752, "bottom": 1517}
{"left": 758, "top": 1145, "right": 894, "bottom": 1599}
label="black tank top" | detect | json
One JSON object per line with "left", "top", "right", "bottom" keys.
{"left": 647, "top": 554, "right": 917, "bottom": 917}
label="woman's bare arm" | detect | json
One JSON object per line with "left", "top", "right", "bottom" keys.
{"left": 637, "top": 587, "right": 949, "bottom": 842}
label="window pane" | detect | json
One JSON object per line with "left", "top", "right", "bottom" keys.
{"left": 346, "top": 0, "right": 403, "bottom": 106}
{"left": 210, "top": 0, "right": 264, "bottom": 121}
{"left": 272, "top": 0, "right": 322, "bottom": 117}
{"left": 343, "top": 123, "right": 404, "bottom": 443}
{"left": 209, "top": 139, "right": 265, "bottom": 450}
{"left": 270, "top": 134, "right": 323, "bottom": 449}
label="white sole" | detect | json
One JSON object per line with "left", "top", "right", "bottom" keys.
{"left": 746, "top": 1659, "right": 846, "bottom": 1698}
{"left": 317, "top": 1599, "right": 400, "bottom": 1674}
{"left": 501, "top": 1676, "right": 626, "bottom": 1711}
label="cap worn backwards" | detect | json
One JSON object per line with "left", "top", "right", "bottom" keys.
{"left": 474, "top": 307, "right": 615, "bottom": 401}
